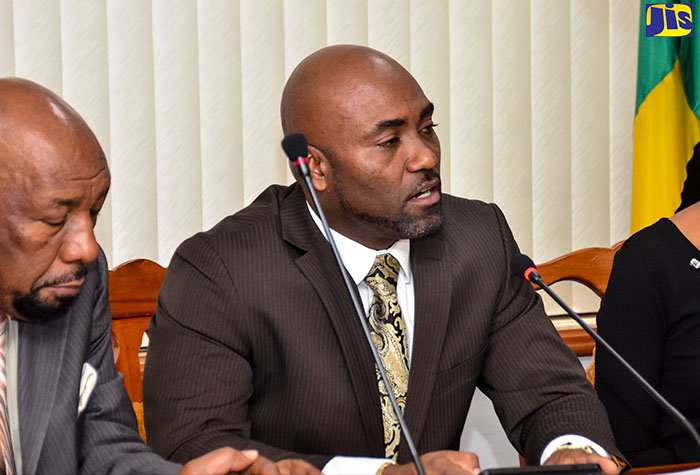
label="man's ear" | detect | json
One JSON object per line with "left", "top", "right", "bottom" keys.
{"left": 307, "top": 144, "right": 330, "bottom": 193}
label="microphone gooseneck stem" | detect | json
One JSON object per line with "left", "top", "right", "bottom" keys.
{"left": 530, "top": 271, "right": 700, "bottom": 451}
{"left": 297, "top": 160, "right": 426, "bottom": 475}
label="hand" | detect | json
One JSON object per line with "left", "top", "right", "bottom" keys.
{"left": 276, "top": 458, "right": 322, "bottom": 475}
{"left": 384, "top": 450, "right": 480, "bottom": 475}
{"left": 544, "top": 447, "right": 621, "bottom": 475}
{"left": 180, "top": 447, "right": 280, "bottom": 475}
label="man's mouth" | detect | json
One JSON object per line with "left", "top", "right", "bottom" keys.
{"left": 45, "top": 278, "right": 85, "bottom": 297}
{"left": 409, "top": 179, "right": 441, "bottom": 203}
{"left": 413, "top": 189, "right": 432, "bottom": 199}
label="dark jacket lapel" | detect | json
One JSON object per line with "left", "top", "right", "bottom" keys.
{"left": 280, "top": 185, "right": 385, "bottom": 456}
{"left": 401, "top": 232, "right": 452, "bottom": 458}
{"left": 17, "top": 313, "right": 70, "bottom": 474}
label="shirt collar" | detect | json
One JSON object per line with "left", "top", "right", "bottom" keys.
{"left": 306, "top": 202, "right": 412, "bottom": 286}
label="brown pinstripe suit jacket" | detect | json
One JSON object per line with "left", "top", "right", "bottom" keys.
{"left": 143, "top": 183, "right": 618, "bottom": 468}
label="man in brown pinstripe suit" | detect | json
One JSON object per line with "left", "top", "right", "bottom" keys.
{"left": 144, "top": 46, "right": 623, "bottom": 475}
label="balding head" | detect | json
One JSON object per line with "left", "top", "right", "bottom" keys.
{"left": 0, "top": 78, "right": 110, "bottom": 322}
{"left": 281, "top": 45, "right": 417, "bottom": 151}
{"left": 280, "top": 46, "right": 442, "bottom": 250}
{"left": 0, "top": 78, "right": 106, "bottom": 179}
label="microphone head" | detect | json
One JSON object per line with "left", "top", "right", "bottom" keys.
{"left": 510, "top": 254, "right": 537, "bottom": 281}
{"left": 281, "top": 133, "right": 309, "bottom": 161}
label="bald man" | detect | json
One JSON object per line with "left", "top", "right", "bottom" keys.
{"left": 0, "top": 78, "right": 286, "bottom": 474}
{"left": 144, "top": 46, "right": 623, "bottom": 474}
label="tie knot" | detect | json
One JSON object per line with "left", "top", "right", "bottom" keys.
{"left": 365, "top": 253, "right": 400, "bottom": 291}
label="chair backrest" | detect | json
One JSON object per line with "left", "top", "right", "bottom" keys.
{"left": 109, "top": 258, "right": 166, "bottom": 441}
{"left": 532, "top": 241, "right": 624, "bottom": 380}
{"left": 532, "top": 241, "right": 624, "bottom": 298}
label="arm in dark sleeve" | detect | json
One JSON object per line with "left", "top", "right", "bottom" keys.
{"left": 596, "top": 238, "right": 669, "bottom": 466}
{"left": 143, "top": 235, "right": 332, "bottom": 468}
{"left": 477, "top": 204, "right": 620, "bottom": 464}
{"left": 80, "top": 250, "right": 181, "bottom": 474}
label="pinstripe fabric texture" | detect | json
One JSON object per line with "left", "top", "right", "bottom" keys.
{"left": 14, "top": 250, "right": 181, "bottom": 474}
{"left": 0, "top": 318, "right": 14, "bottom": 475}
{"left": 144, "top": 183, "right": 621, "bottom": 468}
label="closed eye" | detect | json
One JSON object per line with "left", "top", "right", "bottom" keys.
{"left": 378, "top": 137, "right": 400, "bottom": 148}
{"left": 43, "top": 218, "right": 66, "bottom": 227}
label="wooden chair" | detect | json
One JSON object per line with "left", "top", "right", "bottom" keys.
{"left": 109, "top": 259, "right": 166, "bottom": 442}
{"left": 532, "top": 240, "right": 625, "bottom": 383}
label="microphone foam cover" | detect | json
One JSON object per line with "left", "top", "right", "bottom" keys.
{"left": 281, "top": 133, "right": 309, "bottom": 161}
{"left": 510, "top": 254, "right": 536, "bottom": 280}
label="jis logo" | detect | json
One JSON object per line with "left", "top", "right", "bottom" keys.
{"left": 646, "top": 3, "right": 693, "bottom": 37}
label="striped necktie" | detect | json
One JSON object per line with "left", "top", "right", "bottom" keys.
{"left": 364, "top": 254, "right": 409, "bottom": 461}
{"left": 0, "top": 317, "right": 15, "bottom": 475}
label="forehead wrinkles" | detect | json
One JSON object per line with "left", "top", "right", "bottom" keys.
{"left": 0, "top": 128, "right": 26, "bottom": 201}
{"left": 0, "top": 130, "right": 107, "bottom": 214}
{"left": 320, "top": 76, "right": 428, "bottom": 142}
{"left": 0, "top": 79, "right": 108, "bottom": 213}
{"left": 0, "top": 167, "right": 34, "bottom": 218}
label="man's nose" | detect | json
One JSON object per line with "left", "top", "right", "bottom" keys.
{"left": 60, "top": 213, "right": 99, "bottom": 266}
{"left": 406, "top": 135, "right": 440, "bottom": 172}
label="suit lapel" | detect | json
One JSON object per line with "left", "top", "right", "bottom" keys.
{"left": 17, "top": 312, "right": 70, "bottom": 474}
{"left": 401, "top": 233, "right": 452, "bottom": 457}
{"left": 280, "top": 186, "right": 385, "bottom": 455}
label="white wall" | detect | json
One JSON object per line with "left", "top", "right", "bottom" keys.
{"left": 0, "top": 0, "right": 639, "bottom": 266}
{"left": 0, "top": 1, "right": 637, "bottom": 464}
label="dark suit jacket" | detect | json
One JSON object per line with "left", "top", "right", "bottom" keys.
{"left": 144, "top": 184, "right": 618, "bottom": 468}
{"left": 15, "top": 249, "right": 180, "bottom": 474}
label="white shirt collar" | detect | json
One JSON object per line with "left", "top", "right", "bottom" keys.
{"left": 305, "top": 202, "right": 412, "bottom": 286}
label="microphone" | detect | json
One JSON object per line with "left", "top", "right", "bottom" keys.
{"left": 282, "top": 133, "right": 426, "bottom": 475}
{"left": 511, "top": 253, "right": 700, "bottom": 452}
{"left": 282, "top": 133, "right": 312, "bottom": 178}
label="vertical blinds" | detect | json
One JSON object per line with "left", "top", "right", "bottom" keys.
{"left": 0, "top": 0, "right": 639, "bottom": 311}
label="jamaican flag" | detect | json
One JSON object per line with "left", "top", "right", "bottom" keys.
{"left": 632, "top": 1, "right": 700, "bottom": 234}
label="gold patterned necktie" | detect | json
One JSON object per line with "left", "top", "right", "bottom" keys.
{"left": 0, "top": 317, "right": 14, "bottom": 475}
{"left": 364, "top": 254, "right": 409, "bottom": 461}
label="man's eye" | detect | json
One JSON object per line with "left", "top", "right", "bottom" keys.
{"left": 422, "top": 123, "right": 439, "bottom": 134}
{"left": 379, "top": 137, "right": 400, "bottom": 148}
{"left": 44, "top": 218, "right": 66, "bottom": 227}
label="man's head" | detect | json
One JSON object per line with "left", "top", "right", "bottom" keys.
{"left": 281, "top": 45, "right": 442, "bottom": 250}
{"left": 0, "top": 78, "right": 110, "bottom": 322}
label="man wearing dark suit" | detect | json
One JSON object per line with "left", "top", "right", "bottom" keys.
{"left": 0, "top": 78, "right": 286, "bottom": 474}
{"left": 144, "top": 45, "right": 622, "bottom": 474}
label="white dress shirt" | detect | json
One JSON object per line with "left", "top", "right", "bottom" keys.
{"left": 308, "top": 210, "right": 415, "bottom": 364}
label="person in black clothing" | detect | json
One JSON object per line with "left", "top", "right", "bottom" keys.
{"left": 596, "top": 201, "right": 700, "bottom": 466}
{"left": 678, "top": 143, "right": 700, "bottom": 212}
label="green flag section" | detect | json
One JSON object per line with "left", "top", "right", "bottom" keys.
{"left": 632, "top": 2, "right": 700, "bottom": 234}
